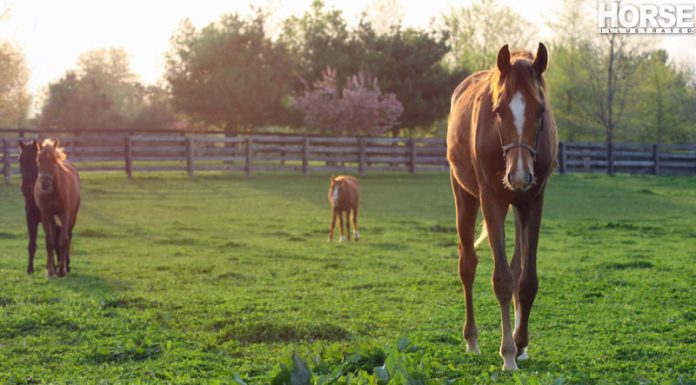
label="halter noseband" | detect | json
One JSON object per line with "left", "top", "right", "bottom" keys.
{"left": 497, "top": 113, "right": 545, "bottom": 161}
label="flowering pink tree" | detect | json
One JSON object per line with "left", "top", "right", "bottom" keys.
{"left": 293, "top": 67, "right": 403, "bottom": 135}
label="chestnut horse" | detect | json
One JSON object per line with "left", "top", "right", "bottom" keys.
{"left": 328, "top": 175, "right": 360, "bottom": 242}
{"left": 18, "top": 140, "right": 60, "bottom": 274}
{"left": 447, "top": 43, "right": 558, "bottom": 370}
{"left": 34, "top": 139, "right": 81, "bottom": 277}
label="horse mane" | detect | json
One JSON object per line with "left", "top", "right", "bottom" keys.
{"left": 41, "top": 139, "right": 67, "bottom": 161}
{"left": 489, "top": 50, "right": 546, "bottom": 112}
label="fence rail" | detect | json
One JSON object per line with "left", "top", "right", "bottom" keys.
{"left": 2, "top": 131, "right": 695, "bottom": 183}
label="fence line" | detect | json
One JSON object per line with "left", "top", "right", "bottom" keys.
{"left": 2, "top": 132, "right": 695, "bottom": 183}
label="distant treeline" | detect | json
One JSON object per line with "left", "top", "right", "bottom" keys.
{"left": 1, "top": 0, "right": 694, "bottom": 144}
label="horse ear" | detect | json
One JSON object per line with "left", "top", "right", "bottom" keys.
{"left": 330, "top": 175, "right": 336, "bottom": 183}
{"left": 497, "top": 44, "right": 511, "bottom": 75}
{"left": 33, "top": 140, "right": 40, "bottom": 151}
{"left": 53, "top": 139, "right": 59, "bottom": 149}
{"left": 533, "top": 42, "right": 548, "bottom": 76}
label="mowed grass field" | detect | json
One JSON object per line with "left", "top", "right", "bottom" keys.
{"left": 0, "top": 172, "right": 694, "bottom": 384}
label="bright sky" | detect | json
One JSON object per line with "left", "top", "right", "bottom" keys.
{"left": 1, "top": 0, "right": 694, "bottom": 101}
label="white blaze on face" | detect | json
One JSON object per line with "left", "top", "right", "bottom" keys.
{"left": 508, "top": 91, "right": 531, "bottom": 188}
{"left": 332, "top": 185, "right": 340, "bottom": 206}
{"left": 510, "top": 91, "right": 526, "bottom": 138}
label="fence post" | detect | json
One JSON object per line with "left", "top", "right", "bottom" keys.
{"left": 2, "top": 138, "right": 10, "bottom": 184}
{"left": 558, "top": 142, "right": 566, "bottom": 174}
{"left": 245, "top": 137, "right": 253, "bottom": 177}
{"left": 408, "top": 138, "right": 416, "bottom": 174}
{"left": 186, "top": 136, "right": 194, "bottom": 177}
{"left": 356, "top": 137, "right": 364, "bottom": 174}
{"left": 125, "top": 136, "right": 132, "bottom": 178}
{"left": 607, "top": 142, "right": 615, "bottom": 175}
{"left": 302, "top": 136, "right": 309, "bottom": 176}
{"left": 652, "top": 144, "right": 660, "bottom": 176}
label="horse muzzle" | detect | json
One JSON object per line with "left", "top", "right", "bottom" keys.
{"left": 506, "top": 171, "right": 534, "bottom": 192}
{"left": 38, "top": 175, "right": 53, "bottom": 193}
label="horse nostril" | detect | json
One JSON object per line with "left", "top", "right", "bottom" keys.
{"left": 526, "top": 174, "right": 533, "bottom": 184}
{"left": 507, "top": 174, "right": 513, "bottom": 185}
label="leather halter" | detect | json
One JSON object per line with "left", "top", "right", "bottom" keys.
{"left": 497, "top": 113, "right": 544, "bottom": 161}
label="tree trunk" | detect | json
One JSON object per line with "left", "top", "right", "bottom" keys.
{"left": 606, "top": 34, "right": 615, "bottom": 176}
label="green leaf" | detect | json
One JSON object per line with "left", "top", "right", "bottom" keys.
{"left": 374, "top": 364, "right": 389, "bottom": 385}
{"left": 291, "top": 353, "right": 313, "bottom": 385}
{"left": 232, "top": 374, "right": 248, "bottom": 385}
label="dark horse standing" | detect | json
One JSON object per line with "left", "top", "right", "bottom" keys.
{"left": 18, "top": 140, "right": 59, "bottom": 274}
{"left": 447, "top": 43, "right": 558, "bottom": 370}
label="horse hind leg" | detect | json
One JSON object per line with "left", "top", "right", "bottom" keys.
{"left": 451, "top": 172, "right": 480, "bottom": 354}
{"left": 345, "top": 211, "right": 351, "bottom": 241}
{"left": 352, "top": 207, "right": 359, "bottom": 241}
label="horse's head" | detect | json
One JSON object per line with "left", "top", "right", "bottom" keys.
{"left": 491, "top": 43, "right": 548, "bottom": 192}
{"left": 329, "top": 176, "right": 344, "bottom": 206}
{"left": 18, "top": 140, "right": 40, "bottom": 196}
{"left": 37, "top": 139, "right": 66, "bottom": 194}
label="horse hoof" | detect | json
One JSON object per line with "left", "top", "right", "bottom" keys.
{"left": 56, "top": 269, "right": 66, "bottom": 277}
{"left": 466, "top": 343, "right": 480, "bottom": 355}
{"left": 27, "top": 268, "right": 34, "bottom": 275}
{"left": 46, "top": 270, "right": 55, "bottom": 278}
{"left": 502, "top": 358, "right": 519, "bottom": 371}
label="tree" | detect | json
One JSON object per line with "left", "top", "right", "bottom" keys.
{"left": 0, "top": 41, "right": 30, "bottom": 127}
{"left": 292, "top": 67, "right": 403, "bottom": 136}
{"left": 545, "top": 0, "right": 602, "bottom": 141}
{"left": 38, "top": 48, "right": 176, "bottom": 130}
{"left": 584, "top": 32, "right": 644, "bottom": 173}
{"left": 443, "top": 0, "right": 537, "bottom": 72}
{"left": 353, "top": 22, "right": 465, "bottom": 135}
{"left": 280, "top": 0, "right": 360, "bottom": 86}
{"left": 630, "top": 50, "right": 695, "bottom": 144}
{"left": 166, "top": 12, "right": 292, "bottom": 132}
{"left": 363, "top": 0, "right": 405, "bottom": 36}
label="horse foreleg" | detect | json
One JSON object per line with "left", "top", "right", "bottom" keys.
{"left": 451, "top": 174, "right": 480, "bottom": 354}
{"left": 329, "top": 210, "right": 337, "bottom": 241}
{"left": 41, "top": 215, "right": 56, "bottom": 278}
{"left": 352, "top": 207, "right": 359, "bottom": 241}
{"left": 513, "top": 195, "right": 544, "bottom": 361}
{"left": 56, "top": 215, "right": 70, "bottom": 277}
{"left": 511, "top": 207, "right": 525, "bottom": 350}
{"left": 481, "top": 195, "right": 517, "bottom": 370}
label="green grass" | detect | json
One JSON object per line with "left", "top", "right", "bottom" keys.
{"left": 0, "top": 172, "right": 694, "bottom": 384}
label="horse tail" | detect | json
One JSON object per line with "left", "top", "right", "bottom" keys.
{"left": 474, "top": 221, "right": 488, "bottom": 249}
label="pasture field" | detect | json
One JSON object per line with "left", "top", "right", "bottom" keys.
{"left": 0, "top": 172, "right": 694, "bottom": 384}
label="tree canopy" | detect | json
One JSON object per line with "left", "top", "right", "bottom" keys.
{"left": 166, "top": 12, "right": 293, "bottom": 131}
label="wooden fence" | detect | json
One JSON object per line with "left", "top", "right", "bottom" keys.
{"left": 2, "top": 131, "right": 695, "bottom": 183}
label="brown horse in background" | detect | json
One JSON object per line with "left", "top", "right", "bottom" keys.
{"left": 34, "top": 139, "right": 81, "bottom": 277}
{"left": 447, "top": 43, "right": 558, "bottom": 370}
{"left": 328, "top": 175, "right": 360, "bottom": 242}
{"left": 18, "top": 140, "right": 60, "bottom": 274}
